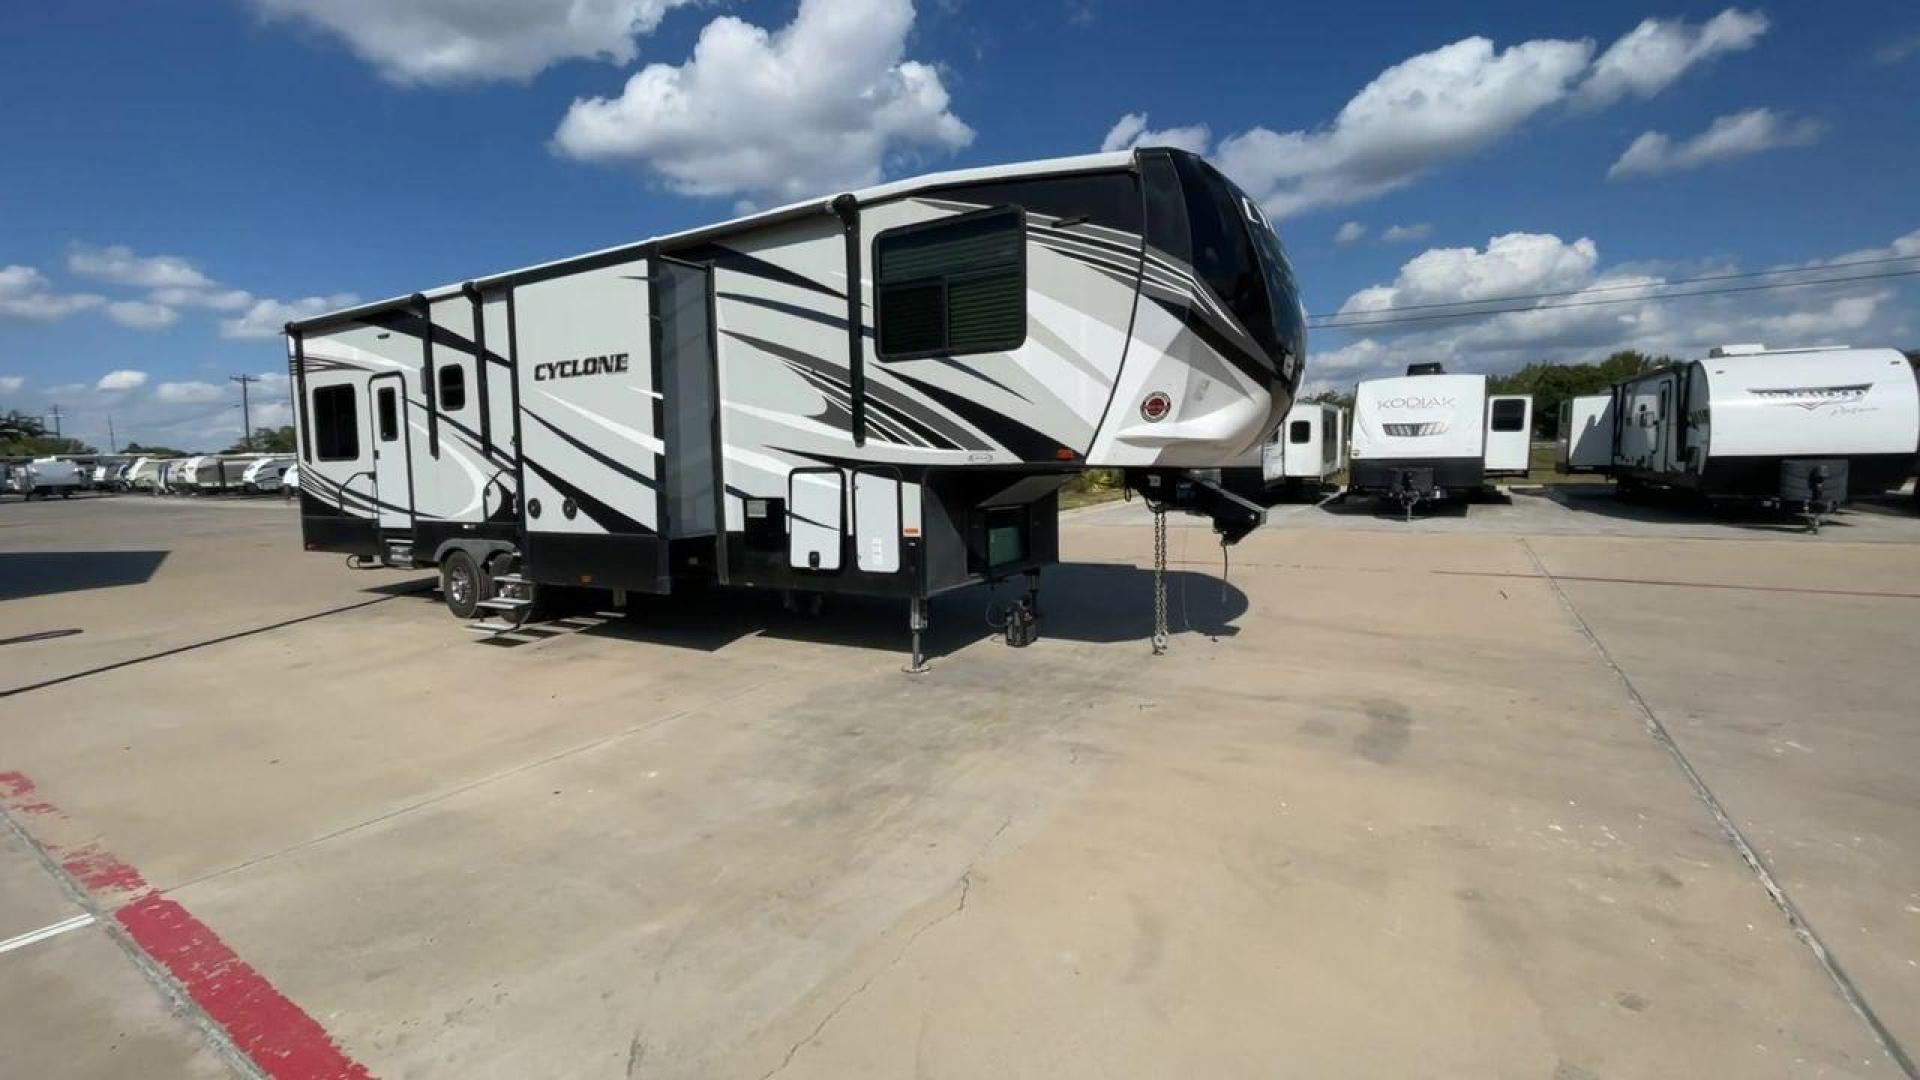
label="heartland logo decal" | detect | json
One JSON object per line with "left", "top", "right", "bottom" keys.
{"left": 534, "top": 353, "right": 630, "bottom": 382}
{"left": 1749, "top": 383, "right": 1872, "bottom": 410}
{"left": 1378, "top": 396, "right": 1457, "bottom": 410}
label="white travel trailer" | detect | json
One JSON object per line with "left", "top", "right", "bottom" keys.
{"left": 1555, "top": 394, "right": 1615, "bottom": 474}
{"left": 1609, "top": 344, "right": 1919, "bottom": 522}
{"left": 195, "top": 454, "right": 260, "bottom": 493}
{"left": 1348, "top": 364, "right": 1533, "bottom": 511}
{"left": 155, "top": 457, "right": 197, "bottom": 494}
{"left": 5, "top": 458, "right": 84, "bottom": 498}
{"left": 166, "top": 456, "right": 205, "bottom": 494}
{"left": 120, "top": 456, "right": 161, "bottom": 491}
{"left": 242, "top": 455, "right": 294, "bottom": 493}
{"left": 1261, "top": 401, "right": 1346, "bottom": 496}
{"left": 288, "top": 149, "right": 1305, "bottom": 663}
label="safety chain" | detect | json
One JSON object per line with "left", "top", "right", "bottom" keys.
{"left": 1151, "top": 508, "right": 1169, "bottom": 655}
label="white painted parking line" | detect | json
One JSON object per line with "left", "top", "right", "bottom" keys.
{"left": 0, "top": 913, "right": 95, "bottom": 956}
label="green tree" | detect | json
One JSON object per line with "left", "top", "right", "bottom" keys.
{"left": 222, "top": 426, "right": 296, "bottom": 453}
{"left": 0, "top": 411, "right": 95, "bottom": 456}
{"left": 1298, "top": 388, "right": 1355, "bottom": 412}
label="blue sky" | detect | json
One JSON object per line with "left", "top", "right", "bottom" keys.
{"left": 2, "top": 0, "right": 1916, "bottom": 448}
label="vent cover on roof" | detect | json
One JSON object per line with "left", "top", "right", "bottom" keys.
{"left": 1708, "top": 343, "right": 1767, "bottom": 357}
{"left": 1405, "top": 362, "right": 1445, "bottom": 375}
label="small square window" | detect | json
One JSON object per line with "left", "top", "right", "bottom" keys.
{"left": 438, "top": 363, "right": 466, "bottom": 412}
{"left": 1490, "top": 398, "right": 1527, "bottom": 433}
{"left": 377, "top": 387, "right": 399, "bottom": 442}
{"left": 1288, "top": 419, "right": 1312, "bottom": 444}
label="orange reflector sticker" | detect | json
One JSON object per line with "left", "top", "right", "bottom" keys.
{"left": 903, "top": 527, "right": 920, "bottom": 537}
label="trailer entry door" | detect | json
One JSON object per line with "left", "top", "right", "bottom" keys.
{"left": 368, "top": 373, "right": 412, "bottom": 531}
{"left": 1484, "top": 395, "right": 1532, "bottom": 474}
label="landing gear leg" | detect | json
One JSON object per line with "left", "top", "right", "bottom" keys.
{"left": 904, "top": 596, "right": 931, "bottom": 675}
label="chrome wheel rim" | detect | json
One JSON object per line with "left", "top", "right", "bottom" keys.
{"left": 448, "top": 564, "right": 474, "bottom": 607}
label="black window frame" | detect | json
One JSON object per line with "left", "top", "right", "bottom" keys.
{"left": 873, "top": 205, "right": 1028, "bottom": 362}
{"left": 438, "top": 362, "right": 467, "bottom": 413}
{"left": 377, "top": 386, "right": 399, "bottom": 442}
{"left": 1288, "top": 419, "right": 1312, "bottom": 444}
{"left": 311, "top": 384, "right": 360, "bottom": 462}
{"left": 1490, "top": 398, "right": 1527, "bottom": 433}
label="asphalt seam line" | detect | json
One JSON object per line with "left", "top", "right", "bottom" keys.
{"left": 0, "top": 586, "right": 431, "bottom": 699}
{"left": 1520, "top": 537, "right": 1917, "bottom": 1080}
{"left": 0, "top": 912, "right": 95, "bottom": 955}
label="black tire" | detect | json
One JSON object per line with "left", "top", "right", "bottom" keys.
{"left": 441, "top": 549, "right": 484, "bottom": 620}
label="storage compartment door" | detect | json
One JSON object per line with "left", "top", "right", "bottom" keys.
{"left": 788, "top": 468, "right": 843, "bottom": 571}
{"left": 853, "top": 469, "right": 902, "bottom": 574}
{"left": 1484, "top": 395, "right": 1532, "bottom": 473}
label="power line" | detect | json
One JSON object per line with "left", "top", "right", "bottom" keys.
{"left": 1309, "top": 251, "right": 1920, "bottom": 325}
{"left": 1311, "top": 265, "right": 1920, "bottom": 333}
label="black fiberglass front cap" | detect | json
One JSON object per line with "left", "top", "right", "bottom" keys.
{"left": 1138, "top": 149, "right": 1306, "bottom": 398}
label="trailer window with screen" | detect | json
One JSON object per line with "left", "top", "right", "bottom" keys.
{"left": 438, "top": 364, "right": 466, "bottom": 412}
{"left": 1289, "top": 419, "right": 1311, "bottom": 443}
{"left": 377, "top": 387, "right": 399, "bottom": 442}
{"left": 875, "top": 207, "right": 1025, "bottom": 359}
{"left": 312, "top": 385, "right": 359, "bottom": 461}
{"left": 1491, "top": 399, "right": 1527, "bottom": 432}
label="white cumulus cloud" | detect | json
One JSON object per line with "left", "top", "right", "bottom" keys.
{"left": 1608, "top": 108, "right": 1824, "bottom": 179}
{"left": 1334, "top": 222, "right": 1368, "bottom": 246}
{"left": 156, "top": 381, "right": 228, "bottom": 405}
{"left": 0, "top": 265, "right": 104, "bottom": 321}
{"left": 1382, "top": 223, "right": 1432, "bottom": 242}
{"left": 1305, "top": 226, "right": 1920, "bottom": 391}
{"left": 1100, "top": 112, "right": 1212, "bottom": 156}
{"left": 552, "top": 0, "right": 972, "bottom": 205}
{"left": 105, "top": 300, "right": 180, "bottom": 330}
{"left": 249, "top": 0, "right": 693, "bottom": 85}
{"left": 1099, "top": 9, "right": 1772, "bottom": 219}
{"left": 221, "top": 293, "right": 360, "bottom": 340}
{"left": 1575, "top": 8, "right": 1768, "bottom": 108}
{"left": 96, "top": 370, "right": 149, "bottom": 392}
{"left": 67, "top": 243, "right": 215, "bottom": 290}
{"left": 0, "top": 376, "right": 24, "bottom": 395}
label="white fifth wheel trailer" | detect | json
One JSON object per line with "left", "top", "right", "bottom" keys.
{"left": 1555, "top": 394, "right": 1615, "bottom": 474}
{"left": 1609, "top": 344, "right": 1919, "bottom": 527}
{"left": 5, "top": 458, "right": 84, "bottom": 498}
{"left": 288, "top": 149, "right": 1305, "bottom": 665}
{"left": 1347, "top": 364, "right": 1533, "bottom": 513}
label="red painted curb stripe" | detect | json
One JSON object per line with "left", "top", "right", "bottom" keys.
{"left": 0, "top": 769, "right": 373, "bottom": 1079}
{"left": 118, "top": 893, "right": 373, "bottom": 1080}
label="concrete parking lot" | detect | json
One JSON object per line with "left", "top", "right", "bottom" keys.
{"left": 2, "top": 490, "right": 1917, "bottom": 1078}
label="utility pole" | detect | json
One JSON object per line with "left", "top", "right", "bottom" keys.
{"left": 229, "top": 374, "right": 260, "bottom": 451}
{"left": 107, "top": 414, "right": 118, "bottom": 454}
{"left": 46, "top": 404, "right": 64, "bottom": 439}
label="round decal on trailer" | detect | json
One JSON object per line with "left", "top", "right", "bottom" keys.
{"left": 1140, "top": 392, "right": 1172, "bottom": 422}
